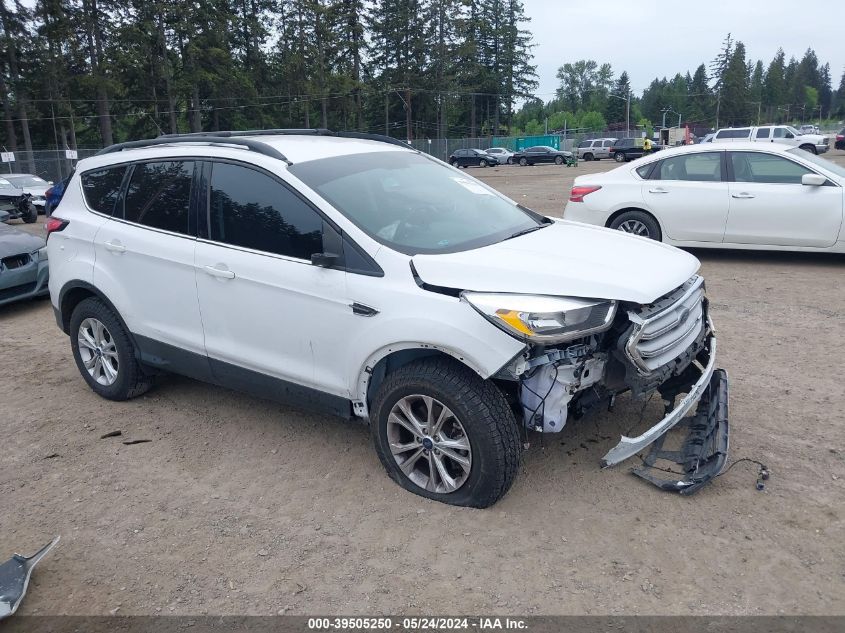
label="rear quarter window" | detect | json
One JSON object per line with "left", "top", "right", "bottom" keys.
{"left": 80, "top": 166, "right": 127, "bottom": 215}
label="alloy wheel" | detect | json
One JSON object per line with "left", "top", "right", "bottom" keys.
{"left": 77, "top": 317, "right": 119, "bottom": 386}
{"left": 617, "top": 219, "right": 650, "bottom": 237}
{"left": 387, "top": 394, "right": 473, "bottom": 493}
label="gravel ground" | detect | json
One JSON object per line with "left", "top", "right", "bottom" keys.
{"left": 1, "top": 151, "right": 844, "bottom": 616}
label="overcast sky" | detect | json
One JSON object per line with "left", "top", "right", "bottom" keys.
{"left": 525, "top": 0, "right": 845, "bottom": 99}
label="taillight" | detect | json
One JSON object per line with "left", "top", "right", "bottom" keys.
{"left": 569, "top": 186, "right": 601, "bottom": 203}
{"left": 45, "top": 186, "right": 54, "bottom": 198}
{"left": 837, "top": 135, "right": 844, "bottom": 141}
{"left": 45, "top": 217, "right": 68, "bottom": 239}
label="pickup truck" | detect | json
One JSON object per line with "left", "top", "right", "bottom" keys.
{"left": 712, "top": 125, "right": 829, "bottom": 154}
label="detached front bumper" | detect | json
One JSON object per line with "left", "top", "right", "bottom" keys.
{"left": 600, "top": 333, "right": 729, "bottom": 493}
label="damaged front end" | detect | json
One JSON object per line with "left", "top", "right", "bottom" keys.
{"left": 501, "top": 275, "right": 729, "bottom": 494}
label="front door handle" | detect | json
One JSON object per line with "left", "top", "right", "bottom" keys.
{"left": 104, "top": 239, "right": 126, "bottom": 253}
{"left": 203, "top": 264, "right": 235, "bottom": 279}
{"left": 648, "top": 188, "right": 669, "bottom": 194}
{"left": 732, "top": 193, "right": 756, "bottom": 199}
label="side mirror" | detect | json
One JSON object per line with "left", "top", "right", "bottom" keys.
{"left": 801, "top": 174, "right": 826, "bottom": 186}
{"left": 311, "top": 252, "right": 339, "bottom": 268}
{"left": 785, "top": 133, "right": 794, "bottom": 139}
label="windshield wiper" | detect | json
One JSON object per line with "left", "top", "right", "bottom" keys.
{"left": 504, "top": 223, "right": 549, "bottom": 241}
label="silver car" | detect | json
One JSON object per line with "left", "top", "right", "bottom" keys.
{"left": 3, "top": 173, "right": 51, "bottom": 213}
{"left": 484, "top": 147, "right": 515, "bottom": 165}
{"left": 576, "top": 138, "right": 617, "bottom": 161}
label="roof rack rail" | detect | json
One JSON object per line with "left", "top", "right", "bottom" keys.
{"left": 159, "top": 128, "right": 413, "bottom": 150}
{"left": 94, "top": 129, "right": 413, "bottom": 165}
{"left": 95, "top": 135, "right": 291, "bottom": 164}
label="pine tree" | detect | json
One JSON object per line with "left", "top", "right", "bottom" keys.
{"left": 720, "top": 40, "right": 750, "bottom": 126}
{"left": 605, "top": 71, "right": 630, "bottom": 126}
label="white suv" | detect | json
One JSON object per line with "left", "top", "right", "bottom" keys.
{"left": 47, "top": 130, "right": 729, "bottom": 507}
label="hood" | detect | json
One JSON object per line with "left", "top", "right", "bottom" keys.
{"left": 412, "top": 221, "right": 700, "bottom": 305}
{"left": 797, "top": 133, "right": 825, "bottom": 143}
{"left": 21, "top": 186, "right": 49, "bottom": 197}
{"left": 0, "top": 222, "right": 46, "bottom": 256}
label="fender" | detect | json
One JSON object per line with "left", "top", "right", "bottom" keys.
{"left": 352, "top": 341, "right": 510, "bottom": 419}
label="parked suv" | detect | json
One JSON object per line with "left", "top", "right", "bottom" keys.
{"left": 576, "top": 138, "right": 617, "bottom": 161}
{"left": 448, "top": 148, "right": 499, "bottom": 168}
{"left": 48, "top": 130, "right": 728, "bottom": 507}
{"left": 609, "top": 138, "right": 658, "bottom": 162}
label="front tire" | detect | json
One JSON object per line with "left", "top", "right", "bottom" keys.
{"left": 371, "top": 358, "right": 521, "bottom": 508}
{"left": 609, "top": 210, "right": 661, "bottom": 241}
{"left": 584, "top": 153, "right": 594, "bottom": 161}
{"left": 22, "top": 200, "right": 37, "bottom": 223}
{"left": 479, "top": 159, "right": 488, "bottom": 168}
{"left": 507, "top": 157, "right": 513, "bottom": 165}
{"left": 554, "top": 156, "right": 564, "bottom": 165}
{"left": 799, "top": 144, "right": 817, "bottom": 155}
{"left": 70, "top": 298, "right": 153, "bottom": 401}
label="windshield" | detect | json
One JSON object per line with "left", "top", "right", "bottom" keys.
{"left": 7, "top": 175, "right": 47, "bottom": 187}
{"left": 290, "top": 151, "right": 544, "bottom": 255}
{"left": 785, "top": 126, "right": 802, "bottom": 136}
{"left": 788, "top": 148, "right": 845, "bottom": 179}
{"left": 0, "top": 178, "right": 14, "bottom": 189}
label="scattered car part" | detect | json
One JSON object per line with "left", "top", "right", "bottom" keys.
{"left": 630, "top": 368, "right": 729, "bottom": 494}
{"left": 0, "top": 536, "right": 60, "bottom": 620}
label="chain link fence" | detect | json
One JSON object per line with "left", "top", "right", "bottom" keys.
{"left": 14, "top": 129, "right": 646, "bottom": 176}
{"left": 1, "top": 149, "right": 101, "bottom": 184}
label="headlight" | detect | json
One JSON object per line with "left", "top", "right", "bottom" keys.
{"left": 31, "top": 247, "right": 48, "bottom": 262}
{"left": 463, "top": 292, "right": 616, "bottom": 344}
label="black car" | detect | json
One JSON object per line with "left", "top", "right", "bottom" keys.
{"left": 609, "top": 138, "right": 661, "bottom": 162}
{"left": 448, "top": 148, "right": 499, "bottom": 168}
{"left": 835, "top": 129, "right": 844, "bottom": 151}
{"left": 512, "top": 145, "right": 573, "bottom": 166}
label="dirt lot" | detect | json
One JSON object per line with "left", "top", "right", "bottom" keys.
{"left": 2, "top": 152, "right": 845, "bottom": 617}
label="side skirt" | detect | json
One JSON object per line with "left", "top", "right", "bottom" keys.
{"left": 133, "top": 334, "right": 354, "bottom": 420}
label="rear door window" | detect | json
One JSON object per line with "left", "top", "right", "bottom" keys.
{"left": 122, "top": 161, "right": 194, "bottom": 234}
{"left": 756, "top": 128, "right": 771, "bottom": 139}
{"left": 654, "top": 152, "right": 722, "bottom": 182}
{"left": 207, "top": 161, "right": 323, "bottom": 260}
{"left": 717, "top": 129, "right": 751, "bottom": 139}
{"left": 81, "top": 166, "right": 127, "bottom": 215}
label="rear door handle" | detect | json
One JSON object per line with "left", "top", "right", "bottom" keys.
{"left": 104, "top": 239, "right": 126, "bottom": 253}
{"left": 648, "top": 188, "right": 669, "bottom": 194}
{"left": 203, "top": 264, "right": 235, "bottom": 279}
{"left": 732, "top": 193, "right": 755, "bottom": 199}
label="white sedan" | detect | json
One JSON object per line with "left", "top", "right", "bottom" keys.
{"left": 564, "top": 142, "right": 845, "bottom": 253}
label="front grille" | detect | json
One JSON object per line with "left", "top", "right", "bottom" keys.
{"left": 625, "top": 276, "right": 706, "bottom": 374}
{"left": 1, "top": 252, "right": 31, "bottom": 270}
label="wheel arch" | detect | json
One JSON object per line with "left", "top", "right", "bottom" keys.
{"left": 58, "top": 281, "right": 129, "bottom": 337}
{"left": 354, "top": 344, "right": 491, "bottom": 420}
{"left": 605, "top": 207, "right": 664, "bottom": 241}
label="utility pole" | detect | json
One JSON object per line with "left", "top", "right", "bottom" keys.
{"left": 626, "top": 91, "right": 630, "bottom": 138}
{"left": 405, "top": 87, "right": 412, "bottom": 142}
{"left": 384, "top": 92, "right": 389, "bottom": 136}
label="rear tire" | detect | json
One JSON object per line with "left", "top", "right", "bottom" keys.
{"left": 614, "top": 152, "right": 627, "bottom": 163}
{"left": 609, "top": 210, "right": 661, "bottom": 241}
{"left": 70, "top": 298, "right": 153, "bottom": 401}
{"left": 371, "top": 358, "right": 521, "bottom": 508}
{"left": 519, "top": 157, "right": 528, "bottom": 166}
